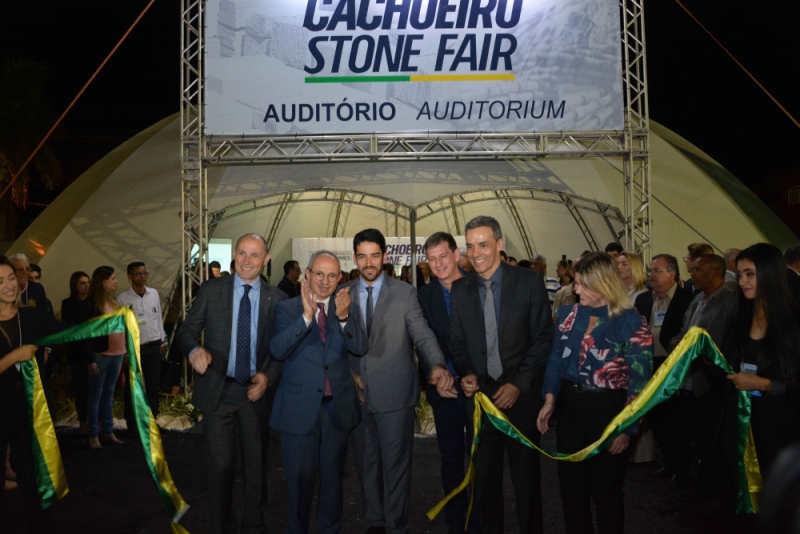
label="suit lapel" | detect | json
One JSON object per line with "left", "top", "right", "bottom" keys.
{"left": 256, "top": 283, "right": 272, "bottom": 359}
{"left": 498, "top": 262, "right": 517, "bottom": 339}
{"left": 430, "top": 281, "right": 448, "bottom": 332}
{"left": 348, "top": 283, "right": 368, "bottom": 339}
{"left": 368, "top": 275, "right": 391, "bottom": 340}
{"left": 220, "top": 277, "right": 235, "bottom": 365}
{"left": 467, "top": 274, "right": 486, "bottom": 347}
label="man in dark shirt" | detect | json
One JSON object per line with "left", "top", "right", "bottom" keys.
{"left": 277, "top": 260, "right": 302, "bottom": 299}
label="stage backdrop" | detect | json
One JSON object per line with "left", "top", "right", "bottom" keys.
{"left": 205, "top": 0, "right": 623, "bottom": 134}
{"left": 292, "top": 236, "right": 467, "bottom": 273}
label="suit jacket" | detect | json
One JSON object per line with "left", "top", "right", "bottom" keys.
{"left": 671, "top": 282, "right": 736, "bottom": 396}
{"left": 634, "top": 283, "right": 693, "bottom": 352}
{"left": 176, "top": 276, "right": 286, "bottom": 415}
{"left": 277, "top": 277, "right": 301, "bottom": 299}
{"left": 61, "top": 297, "right": 95, "bottom": 365}
{"left": 269, "top": 294, "right": 368, "bottom": 435}
{"left": 448, "top": 262, "right": 553, "bottom": 396}
{"left": 348, "top": 275, "right": 446, "bottom": 413}
{"left": 417, "top": 279, "right": 457, "bottom": 410}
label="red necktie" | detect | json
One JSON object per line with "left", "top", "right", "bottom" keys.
{"left": 318, "top": 302, "right": 332, "bottom": 396}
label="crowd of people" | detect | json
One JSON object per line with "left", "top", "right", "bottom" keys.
{"left": 1, "top": 219, "right": 800, "bottom": 534}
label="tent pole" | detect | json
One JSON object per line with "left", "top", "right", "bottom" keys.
{"left": 410, "top": 208, "right": 417, "bottom": 287}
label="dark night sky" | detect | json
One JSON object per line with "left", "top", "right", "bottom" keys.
{"left": 2, "top": 0, "right": 799, "bottom": 234}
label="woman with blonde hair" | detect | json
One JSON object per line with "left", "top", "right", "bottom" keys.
{"left": 615, "top": 251, "right": 648, "bottom": 305}
{"left": 85, "top": 266, "right": 126, "bottom": 449}
{"left": 538, "top": 252, "right": 653, "bottom": 534}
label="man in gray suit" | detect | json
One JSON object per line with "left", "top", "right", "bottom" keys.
{"left": 177, "top": 233, "right": 285, "bottom": 534}
{"left": 349, "top": 228, "right": 456, "bottom": 534}
{"left": 666, "top": 253, "right": 735, "bottom": 497}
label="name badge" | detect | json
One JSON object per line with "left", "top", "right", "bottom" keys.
{"left": 740, "top": 363, "right": 761, "bottom": 397}
{"left": 653, "top": 310, "right": 666, "bottom": 327}
{"left": 137, "top": 312, "right": 147, "bottom": 326}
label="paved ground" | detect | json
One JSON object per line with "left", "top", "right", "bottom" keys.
{"left": 5, "top": 426, "right": 752, "bottom": 533}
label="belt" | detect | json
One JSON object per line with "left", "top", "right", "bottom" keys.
{"left": 562, "top": 380, "right": 617, "bottom": 394}
{"left": 484, "top": 375, "right": 503, "bottom": 387}
{"left": 224, "top": 376, "right": 252, "bottom": 385}
{"left": 141, "top": 340, "right": 162, "bottom": 349}
{"left": 321, "top": 394, "right": 333, "bottom": 403}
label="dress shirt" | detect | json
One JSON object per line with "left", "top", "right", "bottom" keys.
{"left": 650, "top": 283, "right": 677, "bottom": 358}
{"left": 545, "top": 277, "right": 560, "bottom": 303}
{"left": 226, "top": 274, "right": 261, "bottom": 378}
{"left": 358, "top": 273, "right": 385, "bottom": 330}
{"left": 116, "top": 286, "right": 166, "bottom": 345}
{"left": 680, "top": 286, "right": 721, "bottom": 390}
{"left": 301, "top": 296, "right": 347, "bottom": 331}
{"left": 477, "top": 266, "right": 503, "bottom": 326}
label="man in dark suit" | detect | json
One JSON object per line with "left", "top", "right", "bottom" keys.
{"left": 8, "top": 254, "right": 48, "bottom": 310}
{"left": 634, "top": 253, "right": 693, "bottom": 481}
{"left": 349, "top": 228, "right": 456, "bottom": 534}
{"left": 417, "top": 232, "right": 478, "bottom": 534}
{"left": 270, "top": 251, "right": 368, "bottom": 534}
{"left": 449, "top": 216, "right": 553, "bottom": 534}
{"left": 785, "top": 245, "right": 800, "bottom": 304}
{"left": 278, "top": 260, "right": 302, "bottom": 299}
{"left": 177, "top": 233, "right": 285, "bottom": 534}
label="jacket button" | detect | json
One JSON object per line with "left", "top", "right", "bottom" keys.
{"left": 318, "top": 389, "right": 322, "bottom": 393}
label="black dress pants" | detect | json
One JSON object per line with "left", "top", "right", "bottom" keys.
{"left": 69, "top": 359, "right": 89, "bottom": 423}
{"left": 556, "top": 384, "right": 630, "bottom": 534}
{"left": 471, "top": 375, "right": 544, "bottom": 534}
{"left": 0, "top": 429, "right": 57, "bottom": 534}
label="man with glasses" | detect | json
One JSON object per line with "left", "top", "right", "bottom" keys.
{"left": 633, "top": 254, "right": 693, "bottom": 483}
{"left": 270, "top": 250, "right": 368, "bottom": 534}
{"left": 116, "top": 261, "right": 166, "bottom": 440}
{"left": 8, "top": 253, "right": 48, "bottom": 309}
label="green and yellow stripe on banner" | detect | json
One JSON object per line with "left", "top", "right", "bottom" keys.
{"left": 20, "top": 354, "right": 69, "bottom": 509}
{"left": 35, "top": 308, "right": 190, "bottom": 532}
{"left": 427, "top": 327, "right": 762, "bottom": 528}
{"left": 306, "top": 73, "right": 515, "bottom": 84}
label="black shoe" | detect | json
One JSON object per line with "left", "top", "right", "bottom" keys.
{"left": 670, "top": 473, "right": 693, "bottom": 491}
{"left": 648, "top": 466, "right": 670, "bottom": 478}
{"left": 366, "top": 528, "right": 386, "bottom": 534}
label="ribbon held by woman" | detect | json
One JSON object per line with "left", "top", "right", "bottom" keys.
{"left": 427, "top": 327, "right": 761, "bottom": 528}
{"left": 34, "top": 307, "right": 190, "bottom": 532}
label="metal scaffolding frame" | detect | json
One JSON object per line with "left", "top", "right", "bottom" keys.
{"left": 180, "top": 0, "right": 650, "bottom": 318}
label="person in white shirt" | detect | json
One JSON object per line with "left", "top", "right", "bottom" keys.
{"left": 116, "top": 262, "right": 166, "bottom": 440}
{"left": 531, "top": 254, "right": 560, "bottom": 304}
{"left": 723, "top": 248, "right": 741, "bottom": 284}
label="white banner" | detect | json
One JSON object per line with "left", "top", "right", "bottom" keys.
{"left": 205, "top": 0, "right": 623, "bottom": 134}
{"left": 292, "top": 236, "right": 467, "bottom": 273}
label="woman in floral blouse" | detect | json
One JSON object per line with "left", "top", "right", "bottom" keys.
{"left": 537, "top": 252, "right": 653, "bottom": 534}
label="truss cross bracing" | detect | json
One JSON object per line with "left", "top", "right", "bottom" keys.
{"left": 180, "top": 0, "right": 650, "bottom": 319}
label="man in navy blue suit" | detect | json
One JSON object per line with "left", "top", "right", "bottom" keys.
{"left": 417, "top": 232, "right": 478, "bottom": 534}
{"left": 270, "top": 250, "right": 369, "bottom": 534}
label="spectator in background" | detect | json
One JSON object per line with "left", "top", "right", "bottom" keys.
{"left": 278, "top": 260, "right": 302, "bottom": 299}
{"left": 553, "top": 257, "right": 582, "bottom": 320}
{"left": 418, "top": 261, "right": 432, "bottom": 284}
{"left": 500, "top": 250, "right": 508, "bottom": 263}
{"left": 415, "top": 265, "right": 426, "bottom": 290}
{"left": 8, "top": 254, "right": 47, "bottom": 310}
{"left": 457, "top": 255, "right": 473, "bottom": 273}
{"left": 86, "top": 266, "right": 126, "bottom": 450}
{"left": 28, "top": 264, "right": 55, "bottom": 319}
{"left": 556, "top": 259, "right": 573, "bottom": 287}
{"left": 116, "top": 262, "right": 166, "bottom": 442}
{"left": 230, "top": 259, "right": 236, "bottom": 275}
{"left": 209, "top": 261, "right": 222, "bottom": 278}
{"left": 507, "top": 257, "right": 518, "bottom": 266}
{"left": 382, "top": 263, "right": 396, "bottom": 279}
{"left": 517, "top": 259, "right": 531, "bottom": 270}
{"left": 400, "top": 265, "right": 410, "bottom": 284}
{"left": 605, "top": 242, "right": 623, "bottom": 259}
{"left": 616, "top": 251, "right": 648, "bottom": 305}
{"left": 723, "top": 249, "right": 741, "bottom": 284}
{"left": 338, "top": 270, "right": 348, "bottom": 286}
{"left": 783, "top": 245, "right": 800, "bottom": 303}
{"left": 683, "top": 243, "right": 714, "bottom": 294}
{"left": 61, "top": 271, "right": 94, "bottom": 438}
{"left": 531, "top": 254, "right": 560, "bottom": 304}
{"left": 349, "top": 269, "right": 360, "bottom": 282}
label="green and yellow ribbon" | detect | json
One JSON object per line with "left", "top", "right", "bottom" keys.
{"left": 427, "top": 327, "right": 761, "bottom": 527}
{"left": 35, "top": 307, "right": 190, "bottom": 532}
{"left": 20, "top": 353, "right": 69, "bottom": 509}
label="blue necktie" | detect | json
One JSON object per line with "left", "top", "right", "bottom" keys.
{"left": 235, "top": 284, "right": 252, "bottom": 385}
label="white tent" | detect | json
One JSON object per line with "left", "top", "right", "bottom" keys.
{"left": 8, "top": 114, "right": 797, "bottom": 312}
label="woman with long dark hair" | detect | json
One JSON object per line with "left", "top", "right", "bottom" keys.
{"left": 0, "top": 256, "right": 62, "bottom": 532}
{"left": 85, "top": 266, "right": 125, "bottom": 450}
{"left": 61, "top": 271, "right": 93, "bottom": 437}
{"left": 538, "top": 252, "right": 653, "bottom": 534}
{"left": 725, "top": 243, "right": 800, "bottom": 478}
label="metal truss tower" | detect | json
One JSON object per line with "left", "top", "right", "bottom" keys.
{"left": 180, "top": 0, "right": 651, "bottom": 315}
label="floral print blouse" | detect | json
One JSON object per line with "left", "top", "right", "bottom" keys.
{"left": 543, "top": 304, "right": 654, "bottom": 419}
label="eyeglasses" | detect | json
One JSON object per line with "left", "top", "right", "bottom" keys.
{"left": 646, "top": 269, "right": 673, "bottom": 275}
{"left": 311, "top": 271, "right": 339, "bottom": 282}
{"left": 14, "top": 266, "right": 31, "bottom": 273}
{"left": 132, "top": 272, "right": 150, "bottom": 277}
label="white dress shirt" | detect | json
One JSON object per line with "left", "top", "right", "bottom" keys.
{"left": 116, "top": 286, "right": 165, "bottom": 345}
